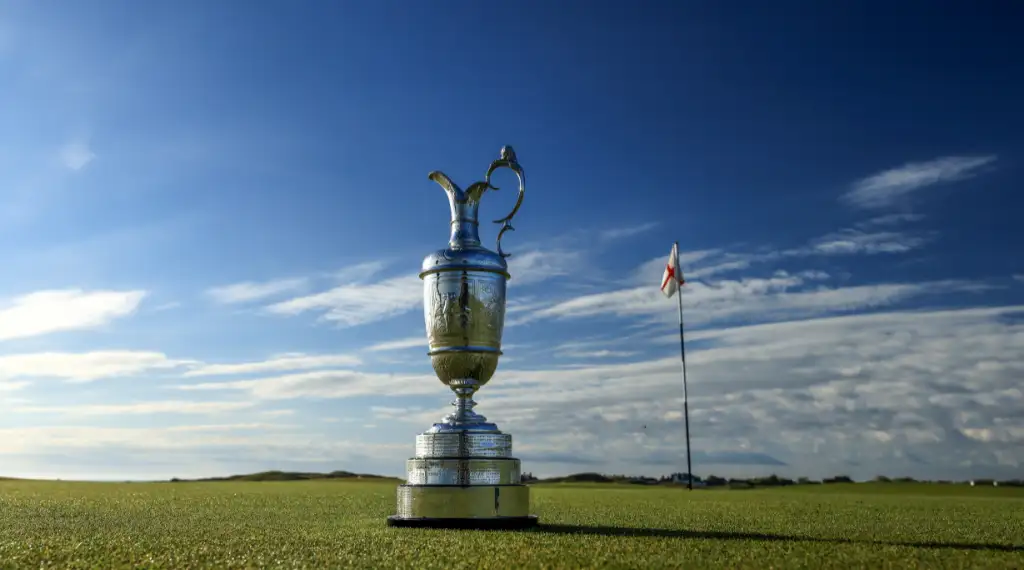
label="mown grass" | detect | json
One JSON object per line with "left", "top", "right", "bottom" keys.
{"left": 0, "top": 479, "right": 1021, "bottom": 569}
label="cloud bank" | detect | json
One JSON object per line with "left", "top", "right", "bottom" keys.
{"left": 842, "top": 155, "right": 996, "bottom": 209}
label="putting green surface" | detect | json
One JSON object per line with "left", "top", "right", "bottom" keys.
{"left": 0, "top": 480, "right": 1021, "bottom": 569}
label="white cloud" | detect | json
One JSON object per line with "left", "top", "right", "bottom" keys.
{"left": 170, "top": 301, "right": 1024, "bottom": 475}
{"left": 805, "top": 229, "right": 933, "bottom": 255}
{"left": 524, "top": 269, "right": 979, "bottom": 328}
{"left": 0, "top": 423, "right": 412, "bottom": 480}
{"left": 469, "top": 305, "right": 1024, "bottom": 478}
{"left": 259, "top": 409, "right": 295, "bottom": 418}
{"left": 506, "top": 297, "right": 559, "bottom": 316}
{"left": 689, "top": 257, "right": 760, "bottom": 279}
{"left": 363, "top": 337, "right": 426, "bottom": 352}
{"left": 183, "top": 353, "right": 362, "bottom": 377}
{"left": 0, "top": 289, "right": 146, "bottom": 341}
{"left": 0, "top": 351, "right": 366, "bottom": 384}
{"left": 0, "top": 351, "right": 190, "bottom": 383}
{"left": 558, "top": 349, "right": 639, "bottom": 359}
{"left": 243, "top": 244, "right": 637, "bottom": 328}
{"left": 3, "top": 202, "right": 1014, "bottom": 481}
{"left": 550, "top": 339, "right": 641, "bottom": 359}
{"left": 799, "top": 270, "right": 830, "bottom": 281}
{"left": 162, "top": 423, "right": 297, "bottom": 432}
{"left": 59, "top": 141, "right": 96, "bottom": 170}
{"left": 13, "top": 400, "right": 256, "bottom": 415}
{"left": 371, "top": 405, "right": 423, "bottom": 417}
{"left": 0, "top": 424, "right": 396, "bottom": 455}
{"left": 61, "top": 302, "right": 1020, "bottom": 480}
{"left": 1014, "top": 274, "right": 1024, "bottom": 283}
{"left": 855, "top": 213, "right": 926, "bottom": 228}
{"left": 267, "top": 273, "right": 421, "bottom": 327}
{"left": 600, "top": 222, "right": 659, "bottom": 241}
{"left": 842, "top": 155, "right": 997, "bottom": 209}
{"left": 175, "top": 369, "right": 442, "bottom": 400}
{"left": 507, "top": 249, "right": 586, "bottom": 286}
{"left": 228, "top": 250, "right": 590, "bottom": 328}
{"left": 205, "top": 278, "right": 308, "bottom": 304}
{"left": 627, "top": 224, "right": 931, "bottom": 289}
{"left": 151, "top": 301, "right": 183, "bottom": 313}
{"left": 330, "top": 261, "right": 388, "bottom": 284}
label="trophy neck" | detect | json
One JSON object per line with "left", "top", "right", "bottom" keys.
{"left": 436, "top": 178, "right": 489, "bottom": 250}
{"left": 448, "top": 199, "right": 482, "bottom": 248}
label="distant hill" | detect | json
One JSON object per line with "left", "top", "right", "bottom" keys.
{"left": 171, "top": 470, "right": 401, "bottom": 482}
{"left": 533, "top": 472, "right": 682, "bottom": 485}
{"left": 536, "top": 472, "right": 616, "bottom": 484}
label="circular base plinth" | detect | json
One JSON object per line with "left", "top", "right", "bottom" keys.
{"left": 395, "top": 484, "right": 530, "bottom": 519}
{"left": 415, "top": 432, "right": 512, "bottom": 458}
{"left": 386, "top": 515, "right": 538, "bottom": 530}
{"left": 405, "top": 457, "right": 521, "bottom": 485}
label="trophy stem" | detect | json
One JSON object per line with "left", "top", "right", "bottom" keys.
{"left": 442, "top": 380, "right": 489, "bottom": 427}
{"left": 447, "top": 396, "right": 485, "bottom": 424}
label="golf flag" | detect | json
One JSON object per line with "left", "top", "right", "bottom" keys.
{"left": 664, "top": 240, "right": 694, "bottom": 489}
{"left": 660, "top": 243, "right": 685, "bottom": 298}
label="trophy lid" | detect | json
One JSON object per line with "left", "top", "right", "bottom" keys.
{"left": 420, "top": 246, "right": 509, "bottom": 279}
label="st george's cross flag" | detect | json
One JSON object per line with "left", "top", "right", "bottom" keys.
{"left": 660, "top": 243, "right": 685, "bottom": 298}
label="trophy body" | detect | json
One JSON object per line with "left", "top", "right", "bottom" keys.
{"left": 387, "top": 147, "right": 538, "bottom": 529}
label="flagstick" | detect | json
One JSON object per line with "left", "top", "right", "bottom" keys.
{"left": 674, "top": 241, "right": 694, "bottom": 491}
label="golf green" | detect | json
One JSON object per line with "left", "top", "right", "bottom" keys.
{"left": 0, "top": 479, "right": 1020, "bottom": 568}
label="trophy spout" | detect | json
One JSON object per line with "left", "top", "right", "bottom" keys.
{"left": 428, "top": 171, "right": 494, "bottom": 249}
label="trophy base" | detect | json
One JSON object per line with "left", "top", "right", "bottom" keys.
{"left": 415, "top": 432, "right": 512, "bottom": 458}
{"left": 386, "top": 514, "right": 538, "bottom": 530}
{"left": 406, "top": 457, "right": 521, "bottom": 485}
{"left": 390, "top": 421, "right": 538, "bottom": 530}
{"left": 394, "top": 483, "right": 533, "bottom": 518}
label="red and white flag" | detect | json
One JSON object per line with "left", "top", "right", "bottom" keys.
{"left": 660, "top": 243, "right": 685, "bottom": 298}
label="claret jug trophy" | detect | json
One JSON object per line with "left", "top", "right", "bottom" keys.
{"left": 386, "top": 146, "right": 538, "bottom": 529}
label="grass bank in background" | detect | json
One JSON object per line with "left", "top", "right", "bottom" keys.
{"left": 0, "top": 479, "right": 1020, "bottom": 569}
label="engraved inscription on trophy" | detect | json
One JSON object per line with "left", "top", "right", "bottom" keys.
{"left": 479, "top": 282, "right": 504, "bottom": 333}
{"left": 458, "top": 273, "right": 471, "bottom": 334}
{"left": 428, "top": 279, "right": 453, "bottom": 343}
{"left": 426, "top": 273, "right": 506, "bottom": 351}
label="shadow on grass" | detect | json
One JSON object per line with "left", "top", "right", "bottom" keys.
{"left": 531, "top": 524, "right": 1023, "bottom": 553}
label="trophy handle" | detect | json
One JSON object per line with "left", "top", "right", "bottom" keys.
{"left": 485, "top": 146, "right": 525, "bottom": 258}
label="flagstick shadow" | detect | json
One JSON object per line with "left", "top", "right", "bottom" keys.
{"left": 528, "top": 524, "right": 1023, "bottom": 553}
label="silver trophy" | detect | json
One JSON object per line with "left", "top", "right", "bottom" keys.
{"left": 386, "top": 146, "right": 538, "bottom": 529}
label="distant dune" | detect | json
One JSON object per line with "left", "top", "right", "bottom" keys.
{"left": 170, "top": 470, "right": 402, "bottom": 482}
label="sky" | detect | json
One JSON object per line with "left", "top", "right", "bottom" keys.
{"left": 1, "top": 1, "right": 1022, "bottom": 482}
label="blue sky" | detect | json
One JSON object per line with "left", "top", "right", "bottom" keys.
{"left": 1, "top": 1, "right": 1022, "bottom": 481}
